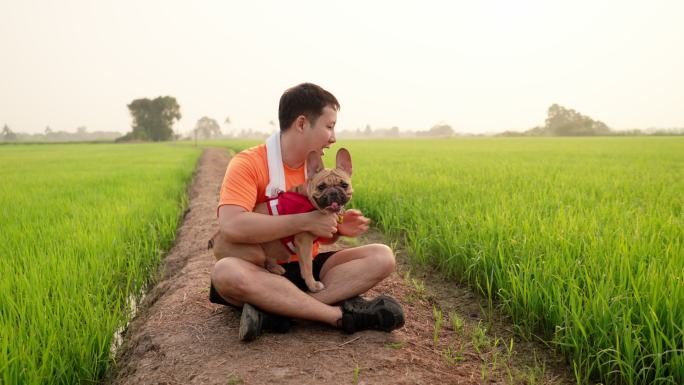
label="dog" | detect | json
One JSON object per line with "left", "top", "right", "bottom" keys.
{"left": 209, "top": 148, "right": 353, "bottom": 293}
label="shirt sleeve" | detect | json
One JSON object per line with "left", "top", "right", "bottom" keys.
{"left": 217, "top": 152, "right": 259, "bottom": 213}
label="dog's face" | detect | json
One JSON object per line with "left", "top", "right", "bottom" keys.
{"left": 305, "top": 148, "right": 353, "bottom": 212}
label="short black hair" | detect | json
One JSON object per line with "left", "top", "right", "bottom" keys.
{"left": 278, "top": 83, "right": 340, "bottom": 131}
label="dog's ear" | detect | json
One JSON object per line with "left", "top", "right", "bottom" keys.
{"left": 335, "top": 148, "right": 352, "bottom": 176}
{"left": 306, "top": 151, "right": 324, "bottom": 180}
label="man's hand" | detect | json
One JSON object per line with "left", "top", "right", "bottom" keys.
{"left": 304, "top": 210, "right": 339, "bottom": 238}
{"left": 337, "top": 209, "right": 370, "bottom": 237}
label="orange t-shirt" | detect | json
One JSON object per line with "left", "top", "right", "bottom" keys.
{"left": 217, "top": 144, "right": 320, "bottom": 261}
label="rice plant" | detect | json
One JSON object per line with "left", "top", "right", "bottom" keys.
{"left": 219, "top": 137, "right": 684, "bottom": 384}
{"left": 0, "top": 143, "right": 200, "bottom": 385}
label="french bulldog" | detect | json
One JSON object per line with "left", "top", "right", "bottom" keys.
{"left": 209, "top": 148, "right": 353, "bottom": 293}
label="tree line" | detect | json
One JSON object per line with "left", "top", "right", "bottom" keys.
{"left": 111, "top": 99, "right": 684, "bottom": 140}
{"left": 336, "top": 123, "right": 455, "bottom": 138}
{"left": 1, "top": 124, "right": 121, "bottom": 143}
{"left": 500, "top": 104, "right": 684, "bottom": 137}
{"left": 116, "top": 96, "right": 230, "bottom": 142}
{"left": 3, "top": 99, "right": 682, "bottom": 143}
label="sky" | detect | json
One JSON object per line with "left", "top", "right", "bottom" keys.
{"left": 1, "top": 0, "right": 683, "bottom": 135}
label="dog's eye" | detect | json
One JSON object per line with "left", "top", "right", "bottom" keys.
{"left": 340, "top": 182, "right": 349, "bottom": 189}
{"left": 317, "top": 183, "right": 326, "bottom": 191}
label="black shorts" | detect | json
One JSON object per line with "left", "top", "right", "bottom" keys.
{"left": 209, "top": 251, "right": 337, "bottom": 308}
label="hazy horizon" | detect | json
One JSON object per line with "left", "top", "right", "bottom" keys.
{"left": 1, "top": 1, "right": 683, "bottom": 136}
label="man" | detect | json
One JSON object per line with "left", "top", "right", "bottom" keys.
{"left": 210, "top": 82, "right": 405, "bottom": 341}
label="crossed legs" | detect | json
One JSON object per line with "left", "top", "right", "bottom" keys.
{"left": 210, "top": 243, "right": 395, "bottom": 326}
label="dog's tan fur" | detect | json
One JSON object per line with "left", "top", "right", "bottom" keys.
{"left": 209, "top": 149, "right": 353, "bottom": 293}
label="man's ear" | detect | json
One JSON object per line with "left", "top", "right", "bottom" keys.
{"left": 306, "top": 151, "right": 324, "bottom": 179}
{"left": 294, "top": 115, "right": 308, "bottom": 132}
{"left": 336, "top": 148, "right": 352, "bottom": 176}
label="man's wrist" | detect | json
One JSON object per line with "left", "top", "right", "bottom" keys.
{"left": 335, "top": 226, "right": 345, "bottom": 237}
{"left": 294, "top": 212, "right": 310, "bottom": 233}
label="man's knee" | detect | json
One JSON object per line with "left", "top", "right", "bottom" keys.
{"left": 211, "top": 258, "right": 251, "bottom": 299}
{"left": 366, "top": 243, "right": 396, "bottom": 277}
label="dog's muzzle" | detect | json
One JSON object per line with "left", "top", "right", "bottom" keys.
{"left": 317, "top": 188, "right": 349, "bottom": 210}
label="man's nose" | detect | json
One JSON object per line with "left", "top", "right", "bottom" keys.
{"left": 329, "top": 131, "right": 336, "bottom": 143}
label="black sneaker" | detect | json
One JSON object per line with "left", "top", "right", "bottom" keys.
{"left": 338, "top": 295, "right": 405, "bottom": 334}
{"left": 238, "top": 303, "right": 292, "bottom": 341}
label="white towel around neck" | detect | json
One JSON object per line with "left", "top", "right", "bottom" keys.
{"left": 265, "top": 132, "right": 307, "bottom": 198}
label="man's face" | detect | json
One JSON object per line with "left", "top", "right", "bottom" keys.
{"left": 304, "top": 105, "right": 337, "bottom": 156}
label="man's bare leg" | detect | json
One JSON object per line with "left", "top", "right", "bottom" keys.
{"left": 211, "top": 257, "right": 342, "bottom": 326}
{"left": 211, "top": 242, "right": 401, "bottom": 340}
{"left": 211, "top": 243, "right": 396, "bottom": 316}
{"left": 311, "top": 243, "right": 396, "bottom": 305}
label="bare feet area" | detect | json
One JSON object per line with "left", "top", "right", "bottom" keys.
{"left": 106, "top": 148, "right": 575, "bottom": 385}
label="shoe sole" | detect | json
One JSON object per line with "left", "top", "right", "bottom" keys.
{"left": 238, "top": 303, "right": 262, "bottom": 342}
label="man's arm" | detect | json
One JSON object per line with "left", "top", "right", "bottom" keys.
{"left": 218, "top": 204, "right": 339, "bottom": 244}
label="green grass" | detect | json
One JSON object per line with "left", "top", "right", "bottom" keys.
{"left": 217, "top": 137, "right": 684, "bottom": 384}
{"left": 0, "top": 143, "right": 201, "bottom": 384}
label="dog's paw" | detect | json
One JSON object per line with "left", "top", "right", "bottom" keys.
{"left": 308, "top": 281, "right": 325, "bottom": 293}
{"left": 266, "top": 264, "right": 286, "bottom": 275}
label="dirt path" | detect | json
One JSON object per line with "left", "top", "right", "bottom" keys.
{"left": 107, "top": 148, "right": 574, "bottom": 385}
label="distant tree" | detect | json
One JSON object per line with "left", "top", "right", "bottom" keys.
{"left": 363, "top": 124, "right": 372, "bottom": 136}
{"left": 122, "top": 96, "right": 181, "bottom": 141}
{"left": 388, "top": 126, "right": 400, "bottom": 137}
{"left": 497, "top": 130, "right": 527, "bottom": 137}
{"left": 44, "top": 126, "right": 53, "bottom": 136}
{"left": 76, "top": 126, "right": 87, "bottom": 134}
{"left": 2, "top": 124, "right": 17, "bottom": 141}
{"left": 223, "top": 116, "right": 232, "bottom": 135}
{"left": 525, "top": 126, "right": 545, "bottom": 136}
{"left": 194, "top": 116, "right": 221, "bottom": 139}
{"left": 544, "top": 104, "right": 610, "bottom": 136}
{"left": 428, "top": 122, "right": 454, "bottom": 137}
{"left": 219, "top": 116, "right": 232, "bottom": 138}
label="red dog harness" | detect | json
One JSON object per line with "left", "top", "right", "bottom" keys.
{"left": 266, "top": 191, "right": 321, "bottom": 254}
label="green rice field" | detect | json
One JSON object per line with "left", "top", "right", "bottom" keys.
{"left": 219, "top": 137, "right": 684, "bottom": 385}
{"left": 0, "top": 143, "right": 200, "bottom": 384}
{"left": 2, "top": 138, "right": 682, "bottom": 385}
